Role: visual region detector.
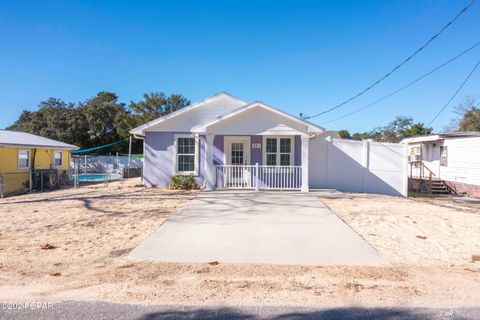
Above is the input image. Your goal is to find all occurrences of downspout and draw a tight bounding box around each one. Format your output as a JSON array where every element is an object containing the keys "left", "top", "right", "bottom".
[
  {"left": 30, "top": 148, "right": 37, "bottom": 191},
  {"left": 132, "top": 133, "right": 145, "bottom": 184}
]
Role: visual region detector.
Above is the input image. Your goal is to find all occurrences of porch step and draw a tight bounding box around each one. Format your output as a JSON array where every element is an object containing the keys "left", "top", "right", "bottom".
[{"left": 430, "top": 180, "right": 452, "bottom": 195}]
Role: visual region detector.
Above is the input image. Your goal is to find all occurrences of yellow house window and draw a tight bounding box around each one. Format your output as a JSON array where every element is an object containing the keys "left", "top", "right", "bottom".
[
  {"left": 18, "top": 149, "right": 30, "bottom": 169},
  {"left": 54, "top": 151, "right": 63, "bottom": 167}
]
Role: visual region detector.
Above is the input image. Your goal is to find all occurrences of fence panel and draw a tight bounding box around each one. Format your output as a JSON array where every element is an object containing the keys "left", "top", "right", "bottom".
[
  {"left": 71, "top": 155, "right": 143, "bottom": 187},
  {"left": 309, "top": 137, "right": 407, "bottom": 196},
  {"left": 0, "top": 172, "right": 30, "bottom": 197}
]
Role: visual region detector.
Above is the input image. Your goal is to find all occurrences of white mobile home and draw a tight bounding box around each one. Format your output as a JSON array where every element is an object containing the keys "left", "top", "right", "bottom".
[{"left": 403, "top": 132, "right": 480, "bottom": 197}]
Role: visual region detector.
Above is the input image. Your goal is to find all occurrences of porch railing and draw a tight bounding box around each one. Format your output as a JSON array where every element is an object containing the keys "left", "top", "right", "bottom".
[
  {"left": 214, "top": 164, "right": 302, "bottom": 190},
  {"left": 409, "top": 161, "right": 437, "bottom": 180}
]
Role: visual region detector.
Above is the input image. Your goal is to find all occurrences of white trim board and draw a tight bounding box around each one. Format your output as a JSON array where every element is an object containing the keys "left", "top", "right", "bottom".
[
  {"left": 130, "top": 92, "right": 247, "bottom": 136},
  {"left": 192, "top": 101, "right": 324, "bottom": 134},
  {"left": 224, "top": 136, "right": 251, "bottom": 166},
  {"left": 173, "top": 133, "right": 200, "bottom": 176}
]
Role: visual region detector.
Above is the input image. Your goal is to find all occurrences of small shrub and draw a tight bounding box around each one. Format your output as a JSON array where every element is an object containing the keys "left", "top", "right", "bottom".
[
  {"left": 182, "top": 174, "right": 198, "bottom": 190},
  {"left": 171, "top": 175, "right": 183, "bottom": 190}
]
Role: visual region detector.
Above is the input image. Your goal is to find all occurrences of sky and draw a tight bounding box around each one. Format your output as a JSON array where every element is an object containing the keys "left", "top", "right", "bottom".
[{"left": 0, "top": 0, "right": 479, "bottom": 133}]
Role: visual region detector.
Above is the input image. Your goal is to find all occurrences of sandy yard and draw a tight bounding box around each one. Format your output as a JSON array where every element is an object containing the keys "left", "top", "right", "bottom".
[
  {"left": 320, "top": 193, "right": 480, "bottom": 266},
  {"left": 0, "top": 179, "right": 479, "bottom": 307}
]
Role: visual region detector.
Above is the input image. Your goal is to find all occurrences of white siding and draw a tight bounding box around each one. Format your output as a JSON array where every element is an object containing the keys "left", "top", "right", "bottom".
[
  {"left": 309, "top": 137, "right": 407, "bottom": 196},
  {"left": 439, "top": 137, "right": 480, "bottom": 186},
  {"left": 146, "top": 94, "right": 246, "bottom": 132},
  {"left": 205, "top": 106, "right": 309, "bottom": 135}
]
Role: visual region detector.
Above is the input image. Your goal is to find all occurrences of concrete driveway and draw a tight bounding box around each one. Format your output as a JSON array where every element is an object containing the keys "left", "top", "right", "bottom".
[{"left": 129, "top": 191, "right": 383, "bottom": 265}]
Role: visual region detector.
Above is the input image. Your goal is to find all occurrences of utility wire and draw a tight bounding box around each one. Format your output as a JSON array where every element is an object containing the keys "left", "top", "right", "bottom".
[
  {"left": 304, "top": 0, "right": 476, "bottom": 120},
  {"left": 426, "top": 57, "right": 480, "bottom": 127},
  {"left": 320, "top": 41, "right": 480, "bottom": 125}
]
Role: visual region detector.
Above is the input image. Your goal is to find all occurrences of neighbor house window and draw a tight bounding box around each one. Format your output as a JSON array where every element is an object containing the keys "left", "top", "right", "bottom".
[
  {"left": 54, "top": 150, "right": 63, "bottom": 167},
  {"left": 18, "top": 149, "right": 30, "bottom": 169},
  {"left": 440, "top": 146, "right": 448, "bottom": 166},
  {"left": 264, "top": 137, "right": 294, "bottom": 166},
  {"left": 175, "top": 135, "right": 198, "bottom": 174}
]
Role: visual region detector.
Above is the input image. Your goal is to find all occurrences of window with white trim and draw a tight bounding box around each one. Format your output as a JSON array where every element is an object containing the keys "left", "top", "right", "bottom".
[
  {"left": 18, "top": 149, "right": 30, "bottom": 169},
  {"left": 265, "top": 138, "right": 277, "bottom": 165},
  {"left": 280, "top": 138, "right": 291, "bottom": 165},
  {"left": 54, "top": 150, "right": 63, "bottom": 167},
  {"left": 440, "top": 146, "right": 448, "bottom": 166},
  {"left": 175, "top": 135, "right": 197, "bottom": 174},
  {"left": 264, "top": 137, "right": 293, "bottom": 166}
]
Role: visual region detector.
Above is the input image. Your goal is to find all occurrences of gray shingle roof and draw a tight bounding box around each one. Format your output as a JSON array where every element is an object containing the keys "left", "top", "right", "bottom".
[{"left": 0, "top": 130, "right": 78, "bottom": 150}]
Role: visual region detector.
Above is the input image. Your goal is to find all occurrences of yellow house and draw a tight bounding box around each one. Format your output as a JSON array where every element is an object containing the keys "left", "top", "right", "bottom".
[{"left": 0, "top": 130, "right": 78, "bottom": 196}]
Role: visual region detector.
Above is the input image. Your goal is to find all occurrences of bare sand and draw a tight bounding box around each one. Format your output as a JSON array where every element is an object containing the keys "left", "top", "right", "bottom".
[
  {"left": 320, "top": 193, "right": 480, "bottom": 266},
  {"left": 0, "top": 180, "right": 479, "bottom": 307}
]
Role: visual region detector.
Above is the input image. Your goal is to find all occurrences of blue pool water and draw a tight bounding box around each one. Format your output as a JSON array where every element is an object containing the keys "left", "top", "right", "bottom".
[{"left": 73, "top": 173, "right": 122, "bottom": 182}]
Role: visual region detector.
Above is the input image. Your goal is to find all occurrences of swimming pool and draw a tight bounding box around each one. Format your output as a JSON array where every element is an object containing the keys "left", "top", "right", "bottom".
[{"left": 73, "top": 173, "right": 123, "bottom": 182}]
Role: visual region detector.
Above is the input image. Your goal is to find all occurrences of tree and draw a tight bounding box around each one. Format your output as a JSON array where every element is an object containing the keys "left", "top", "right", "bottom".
[
  {"left": 458, "top": 107, "right": 480, "bottom": 131},
  {"left": 80, "top": 92, "right": 126, "bottom": 148},
  {"left": 7, "top": 90, "right": 190, "bottom": 154},
  {"left": 343, "top": 116, "right": 432, "bottom": 143},
  {"left": 338, "top": 130, "right": 351, "bottom": 139},
  {"left": 403, "top": 122, "right": 433, "bottom": 138},
  {"left": 448, "top": 96, "right": 480, "bottom": 132},
  {"left": 8, "top": 98, "right": 88, "bottom": 147},
  {"left": 116, "top": 92, "right": 190, "bottom": 138}
]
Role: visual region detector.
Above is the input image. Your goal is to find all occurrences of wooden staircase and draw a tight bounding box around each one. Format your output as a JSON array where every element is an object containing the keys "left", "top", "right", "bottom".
[
  {"left": 429, "top": 179, "right": 451, "bottom": 195},
  {"left": 409, "top": 161, "right": 455, "bottom": 196}
]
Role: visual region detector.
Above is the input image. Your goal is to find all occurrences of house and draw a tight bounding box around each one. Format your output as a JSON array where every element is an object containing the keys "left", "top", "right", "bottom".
[
  {"left": 0, "top": 130, "right": 78, "bottom": 195},
  {"left": 131, "top": 92, "right": 408, "bottom": 196},
  {"left": 403, "top": 132, "right": 480, "bottom": 197}
]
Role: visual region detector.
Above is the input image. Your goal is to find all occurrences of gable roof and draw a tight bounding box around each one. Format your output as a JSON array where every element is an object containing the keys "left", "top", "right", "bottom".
[
  {"left": 130, "top": 92, "right": 248, "bottom": 136},
  {"left": 191, "top": 101, "right": 324, "bottom": 134},
  {"left": 0, "top": 130, "right": 78, "bottom": 150}
]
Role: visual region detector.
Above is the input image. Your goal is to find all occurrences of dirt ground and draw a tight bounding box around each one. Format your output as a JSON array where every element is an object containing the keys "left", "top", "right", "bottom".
[
  {"left": 320, "top": 193, "right": 480, "bottom": 266},
  {"left": 0, "top": 179, "right": 479, "bottom": 307}
]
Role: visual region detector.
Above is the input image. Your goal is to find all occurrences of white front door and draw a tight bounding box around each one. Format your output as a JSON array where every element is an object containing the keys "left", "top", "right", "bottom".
[{"left": 224, "top": 137, "right": 251, "bottom": 187}]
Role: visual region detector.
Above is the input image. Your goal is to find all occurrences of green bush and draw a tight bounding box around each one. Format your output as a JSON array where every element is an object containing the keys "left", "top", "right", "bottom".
[
  {"left": 182, "top": 174, "right": 198, "bottom": 190},
  {"left": 171, "top": 175, "right": 183, "bottom": 190},
  {"left": 170, "top": 174, "right": 198, "bottom": 190}
]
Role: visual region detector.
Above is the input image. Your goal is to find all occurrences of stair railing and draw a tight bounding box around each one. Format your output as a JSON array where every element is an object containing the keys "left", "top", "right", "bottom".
[{"left": 409, "top": 161, "right": 437, "bottom": 193}]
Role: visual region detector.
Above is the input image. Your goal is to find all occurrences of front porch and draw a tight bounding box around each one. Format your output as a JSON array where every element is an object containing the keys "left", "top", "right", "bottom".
[
  {"left": 201, "top": 133, "right": 310, "bottom": 192},
  {"left": 214, "top": 164, "right": 303, "bottom": 190},
  {"left": 189, "top": 101, "right": 322, "bottom": 192}
]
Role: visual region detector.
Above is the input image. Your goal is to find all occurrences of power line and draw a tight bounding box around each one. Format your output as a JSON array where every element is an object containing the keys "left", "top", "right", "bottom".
[
  {"left": 319, "top": 41, "right": 480, "bottom": 125},
  {"left": 304, "top": 0, "right": 476, "bottom": 120},
  {"left": 426, "top": 57, "right": 480, "bottom": 127}
]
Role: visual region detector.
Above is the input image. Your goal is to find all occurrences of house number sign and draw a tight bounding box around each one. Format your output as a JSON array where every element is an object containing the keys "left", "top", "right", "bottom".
[{"left": 252, "top": 143, "right": 261, "bottom": 149}]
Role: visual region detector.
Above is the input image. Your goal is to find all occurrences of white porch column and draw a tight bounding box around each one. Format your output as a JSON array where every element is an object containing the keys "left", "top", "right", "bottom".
[
  {"left": 205, "top": 133, "right": 215, "bottom": 191},
  {"left": 301, "top": 135, "right": 309, "bottom": 192}
]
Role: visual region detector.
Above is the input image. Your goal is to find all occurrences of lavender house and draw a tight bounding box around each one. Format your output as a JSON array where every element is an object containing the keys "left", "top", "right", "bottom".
[
  {"left": 131, "top": 92, "right": 408, "bottom": 196},
  {"left": 131, "top": 92, "right": 325, "bottom": 192}
]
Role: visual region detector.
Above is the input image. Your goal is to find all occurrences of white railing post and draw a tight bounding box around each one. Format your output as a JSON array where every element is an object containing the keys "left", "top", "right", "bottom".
[
  {"left": 301, "top": 136, "right": 309, "bottom": 192},
  {"left": 255, "top": 163, "right": 259, "bottom": 191},
  {"left": 205, "top": 134, "right": 215, "bottom": 191}
]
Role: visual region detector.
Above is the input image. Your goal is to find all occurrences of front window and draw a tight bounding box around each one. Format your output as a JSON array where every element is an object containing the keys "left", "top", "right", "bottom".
[
  {"left": 264, "top": 137, "right": 293, "bottom": 166},
  {"left": 18, "top": 149, "right": 30, "bottom": 169},
  {"left": 54, "top": 151, "right": 63, "bottom": 167},
  {"left": 280, "top": 138, "right": 291, "bottom": 165},
  {"left": 176, "top": 136, "right": 197, "bottom": 174},
  {"left": 265, "top": 138, "right": 277, "bottom": 165},
  {"left": 440, "top": 146, "right": 447, "bottom": 166}
]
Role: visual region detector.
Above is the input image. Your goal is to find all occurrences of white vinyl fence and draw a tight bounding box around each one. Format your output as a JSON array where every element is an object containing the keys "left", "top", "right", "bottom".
[{"left": 309, "top": 137, "right": 408, "bottom": 196}]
